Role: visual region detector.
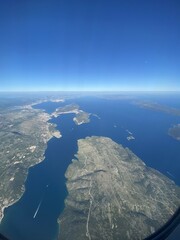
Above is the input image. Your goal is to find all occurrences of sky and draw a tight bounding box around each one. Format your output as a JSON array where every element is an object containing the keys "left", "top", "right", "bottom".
[{"left": 0, "top": 0, "right": 180, "bottom": 91}]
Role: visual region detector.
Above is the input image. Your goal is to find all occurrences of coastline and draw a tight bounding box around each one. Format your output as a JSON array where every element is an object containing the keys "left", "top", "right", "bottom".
[{"left": 0, "top": 104, "right": 61, "bottom": 223}]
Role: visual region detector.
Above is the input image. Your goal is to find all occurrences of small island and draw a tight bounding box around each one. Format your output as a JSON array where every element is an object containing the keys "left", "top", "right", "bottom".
[
  {"left": 168, "top": 124, "right": 180, "bottom": 140},
  {"left": 73, "top": 111, "right": 90, "bottom": 125},
  {"left": 126, "top": 129, "right": 135, "bottom": 141},
  {"left": 127, "top": 135, "right": 135, "bottom": 141},
  {"left": 52, "top": 104, "right": 91, "bottom": 125}
]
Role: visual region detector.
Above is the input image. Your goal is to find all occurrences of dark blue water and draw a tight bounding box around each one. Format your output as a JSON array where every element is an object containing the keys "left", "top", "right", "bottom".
[{"left": 0, "top": 96, "right": 180, "bottom": 240}]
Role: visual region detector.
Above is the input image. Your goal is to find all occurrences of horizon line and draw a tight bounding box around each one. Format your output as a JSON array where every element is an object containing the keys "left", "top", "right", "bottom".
[{"left": 0, "top": 90, "right": 180, "bottom": 93}]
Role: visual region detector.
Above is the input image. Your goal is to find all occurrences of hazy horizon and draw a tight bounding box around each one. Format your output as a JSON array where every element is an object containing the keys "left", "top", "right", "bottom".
[{"left": 0, "top": 89, "right": 180, "bottom": 92}]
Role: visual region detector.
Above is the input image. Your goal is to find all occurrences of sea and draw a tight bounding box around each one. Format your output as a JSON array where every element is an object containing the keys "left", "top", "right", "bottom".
[{"left": 0, "top": 94, "right": 180, "bottom": 240}]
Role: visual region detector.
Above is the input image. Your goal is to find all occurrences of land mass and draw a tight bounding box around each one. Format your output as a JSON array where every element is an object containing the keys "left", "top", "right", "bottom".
[
  {"left": 168, "top": 124, "right": 180, "bottom": 140},
  {"left": 52, "top": 104, "right": 90, "bottom": 125},
  {"left": 0, "top": 105, "right": 61, "bottom": 221},
  {"left": 59, "top": 136, "right": 180, "bottom": 240},
  {"left": 134, "top": 101, "right": 180, "bottom": 116}
]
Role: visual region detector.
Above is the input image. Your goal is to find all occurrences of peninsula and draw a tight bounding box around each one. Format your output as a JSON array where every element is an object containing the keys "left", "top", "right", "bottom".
[
  {"left": 52, "top": 104, "right": 90, "bottom": 125},
  {"left": 59, "top": 136, "right": 180, "bottom": 240}
]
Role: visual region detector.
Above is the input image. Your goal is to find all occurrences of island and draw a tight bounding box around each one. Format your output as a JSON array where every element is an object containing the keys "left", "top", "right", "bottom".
[
  {"left": 0, "top": 105, "right": 61, "bottom": 221},
  {"left": 127, "top": 135, "right": 135, "bottom": 141},
  {"left": 52, "top": 104, "right": 91, "bottom": 125},
  {"left": 168, "top": 124, "right": 180, "bottom": 140},
  {"left": 58, "top": 136, "right": 180, "bottom": 240},
  {"left": 126, "top": 129, "right": 135, "bottom": 141},
  {"left": 133, "top": 101, "right": 180, "bottom": 116}
]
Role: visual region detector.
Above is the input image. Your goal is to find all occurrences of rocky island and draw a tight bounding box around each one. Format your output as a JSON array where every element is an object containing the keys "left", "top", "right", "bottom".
[
  {"left": 52, "top": 103, "right": 90, "bottom": 125},
  {"left": 59, "top": 136, "right": 180, "bottom": 240},
  {"left": 0, "top": 105, "right": 61, "bottom": 221},
  {"left": 168, "top": 124, "right": 180, "bottom": 140}
]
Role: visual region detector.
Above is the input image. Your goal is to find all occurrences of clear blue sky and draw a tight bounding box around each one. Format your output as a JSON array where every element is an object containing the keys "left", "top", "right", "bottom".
[{"left": 0, "top": 0, "right": 180, "bottom": 91}]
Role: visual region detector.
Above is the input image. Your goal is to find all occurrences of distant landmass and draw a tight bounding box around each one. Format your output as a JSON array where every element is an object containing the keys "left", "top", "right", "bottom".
[
  {"left": 134, "top": 101, "right": 180, "bottom": 116},
  {"left": 168, "top": 124, "right": 180, "bottom": 140},
  {"left": 58, "top": 136, "right": 180, "bottom": 240}
]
